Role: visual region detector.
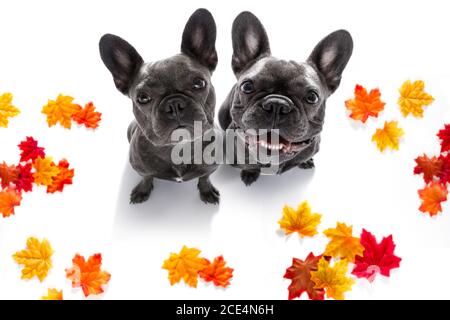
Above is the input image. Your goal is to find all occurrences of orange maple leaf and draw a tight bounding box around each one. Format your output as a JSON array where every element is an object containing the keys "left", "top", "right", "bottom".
[
  {"left": 345, "top": 85, "right": 385, "bottom": 123},
  {"left": 198, "top": 256, "right": 234, "bottom": 288},
  {"left": 323, "top": 222, "right": 364, "bottom": 262},
  {"left": 33, "top": 156, "right": 60, "bottom": 186},
  {"left": 66, "top": 253, "right": 111, "bottom": 297},
  {"left": 0, "top": 188, "right": 22, "bottom": 218},
  {"left": 418, "top": 182, "right": 448, "bottom": 216},
  {"left": 47, "top": 159, "right": 74, "bottom": 193},
  {"left": 41, "top": 94, "right": 81, "bottom": 129},
  {"left": 162, "top": 246, "right": 208, "bottom": 288},
  {"left": 72, "top": 102, "right": 102, "bottom": 129},
  {"left": 0, "top": 162, "right": 19, "bottom": 189}
]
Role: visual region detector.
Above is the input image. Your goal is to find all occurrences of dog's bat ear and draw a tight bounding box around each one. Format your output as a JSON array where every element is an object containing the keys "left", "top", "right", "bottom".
[
  {"left": 231, "top": 11, "right": 271, "bottom": 75},
  {"left": 99, "top": 34, "right": 144, "bottom": 95},
  {"left": 308, "top": 30, "right": 353, "bottom": 94},
  {"left": 181, "top": 8, "right": 218, "bottom": 72}
]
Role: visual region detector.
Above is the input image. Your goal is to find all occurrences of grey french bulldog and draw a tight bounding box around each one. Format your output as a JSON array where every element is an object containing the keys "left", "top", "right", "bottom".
[
  {"left": 219, "top": 11, "right": 353, "bottom": 185},
  {"left": 99, "top": 8, "right": 220, "bottom": 204}
]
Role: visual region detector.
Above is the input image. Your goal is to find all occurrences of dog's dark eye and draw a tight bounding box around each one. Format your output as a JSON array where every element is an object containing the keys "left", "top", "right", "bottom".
[
  {"left": 240, "top": 81, "right": 255, "bottom": 94},
  {"left": 137, "top": 93, "right": 151, "bottom": 105},
  {"left": 305, "top": 91, "right": 319, "bottom": 104},
  {"left": 193, "top": 78, "right": 206, "bottom": 90}
]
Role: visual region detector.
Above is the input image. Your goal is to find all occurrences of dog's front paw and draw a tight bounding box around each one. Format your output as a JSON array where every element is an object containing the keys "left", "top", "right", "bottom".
[
  {"left": 240, "top": 170, "right": 260, "bottom": 186},
  {"left": 298, "top": 158, "right": 315, "bottom": 169},
  {"left": 199, "top": 185, "right": 220, "bottom": 205},
  {"left": 130, "top": 178, "right": 154, "bottom": 204}
]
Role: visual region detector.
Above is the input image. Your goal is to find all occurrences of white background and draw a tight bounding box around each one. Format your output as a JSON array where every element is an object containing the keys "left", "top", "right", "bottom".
[{"left": 1, "top": 0, "right": 450, "bottom": 300}]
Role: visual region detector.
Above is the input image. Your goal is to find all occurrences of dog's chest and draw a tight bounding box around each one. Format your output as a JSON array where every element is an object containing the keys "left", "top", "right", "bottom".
[{"left": 129, "top": 135, "right": 216, "bottom": 182}]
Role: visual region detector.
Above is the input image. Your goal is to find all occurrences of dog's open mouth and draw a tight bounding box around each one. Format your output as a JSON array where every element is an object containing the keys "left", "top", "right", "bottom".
[{"left": 245, "top": 133, "right": 313, "bottom": 154}]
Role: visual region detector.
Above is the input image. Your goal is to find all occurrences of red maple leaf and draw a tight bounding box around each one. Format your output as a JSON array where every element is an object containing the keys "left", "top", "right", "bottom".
[
  {"left": 0, "top": 162, "right": 19, "bottom": 189},
  {"left": 47, "top": 159, "right": 74, "bottom": 193},
  {"left": 437, "top": 124, "right": 450, "bottom": 153},
  {"left": 15, "top": 163, "right": 34, "bottom": 192},
  {"left": 413, "top": 154, "right": 443, "bottom": 183},
  {"left": 352, "top": 229, "right": 401, "bottom": 281},
  {"left": 18, "top": 137, "right": 45, "bottom": 163},
  {"left": 284, "top": 252, "right": 325, "bottom": 300},
  {"left": 438, "top": 154, "right": 450, "bottom": 184}
]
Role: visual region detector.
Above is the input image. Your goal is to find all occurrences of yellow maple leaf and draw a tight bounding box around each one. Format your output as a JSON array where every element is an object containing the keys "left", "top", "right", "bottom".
[
  {"left": 41, "top": 94, "right": 81, "bottom": 129},
  {"left": 278, "top": 201, "right": 322, "bottom": 237},
  {"left": 162, "top": 246, "right": 208, "bottom": 288},
  {"left": 33, "top": 156, "right": 60, "bottom": 186},
  {"left": 41, "top": 288, "right": 63, "bottom": 300},
  {"left": 0, "top": 93, "right": 20, "bottom": 128},
  {"left": 12, "top": 237, "right": 54, "bottom": 282},
  {"left": 323, "top": 222, "right": 364, "bottom": 262},
  {"left": 398, "top": 80, "right": 434, "bottom": 117},
  {"left": 372, "top": 121, "right": 404, "bottom": 152},
  {"left": 310, "top": 258, "right": 355, "bottom": 300}
]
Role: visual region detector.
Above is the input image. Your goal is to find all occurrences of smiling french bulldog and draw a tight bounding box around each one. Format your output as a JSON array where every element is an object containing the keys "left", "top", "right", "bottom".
[
  {"left": 219, "top": 12, "right": 353, "bottom": 185},
  {"left": 99, "top": 9, "right": 220, "bottom": 204}
]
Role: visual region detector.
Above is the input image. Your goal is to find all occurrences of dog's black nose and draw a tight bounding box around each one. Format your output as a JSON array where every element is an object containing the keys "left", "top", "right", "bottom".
[
  {"left": 261, "top": 96, "right": 292, "bottom": 114},
  {"left": 165, "top": 97, "right": 186, "bottom": 119}
]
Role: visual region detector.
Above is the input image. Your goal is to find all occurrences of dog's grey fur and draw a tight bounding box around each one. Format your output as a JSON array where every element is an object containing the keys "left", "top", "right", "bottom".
[
  {"left": 99, "top": 9, "right": 220, "bottom": 204},
  {"left": 219, "top": 11, "right": 353, "bottom": 185}
]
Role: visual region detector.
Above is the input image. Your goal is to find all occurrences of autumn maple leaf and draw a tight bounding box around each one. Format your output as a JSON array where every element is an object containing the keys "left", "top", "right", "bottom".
[
  {"left": 372, "top": 121, "right": 404, "bottom": 152},
  {"left": 13, "top": 237, "right": 54, "bottom": 281},
  {"left": 162, "top": 246, "right": 208, "bottom": 288},
  {"left": 413, "top": 154, "right": 443, "bottom": 184},
  {"left": 284, "top": 252, "right": 325, "bottom": 300},
  {"left": 418, "top": 182, "right": 448, "bottom": 216},
  {"left": 310, "top": 258, "right": 355, "bottom": 300},
  {"left": 41, "top": 94, "right": 82, "bottom": 129},
  {"left": 0, "top": 162, "right": 19, "bottom": 189},
  {"left": 198, "top": 256, "right": 234, "bottom": 288},
  {"left": 438, "top": 154, "right": 450, "bottom": 184},
  {"left": 323, "top": 222, "right": 364, "bottom": 262},
  {"left": 398, "top": 80, "right": 434, "bottom": 118},
  {"left": 0, "top": 188, "right": 22, "bottom": 218},
  {"left": 66, "top": 253, "right": 111, "bottom": 297},
  {"left": 47, "top": 159, "right": 74, "bottom": 193},
  {"left": 72, "top": 102, "right": 102, "bottom": 129},
  {"left": 41, "top": 289, "right": 63, "bottom": 300},
  {"left": 352, "top": 229, "right": 401, "bottom": 282},
  {"left": 437, "top": 124, "right": 450, "bottom": 153},
  {"left": 18, "top": 136, "right": 45, "bottom": 163},
  {"left": 278, "top": 201, "right": 322, "bottom": 238},
  {"left": 0, "top": 92, "right": 20, "bottom": 128},
  {"left": 345, "top": 85, "right": 385, "bottom": 123},
  {"left": 33, "top": 156, "right": 60, "bottom": 186},
  {"left": 15, "top": 163, "right": 34, "bottom": 192}
]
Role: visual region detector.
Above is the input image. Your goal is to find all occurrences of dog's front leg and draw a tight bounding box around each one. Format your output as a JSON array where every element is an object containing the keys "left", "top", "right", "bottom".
[
  {"left": 240, "top": 169, "right": 261, "bottom": 186},
  {"left": 130, "top": 176, "right": 154, "bottom": 204},
  {"left": 197, "top": 174, "right": 220, "bottom": 205},
  {"left": 298, "top": 158, "right": 315, "bottom": 169}
]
